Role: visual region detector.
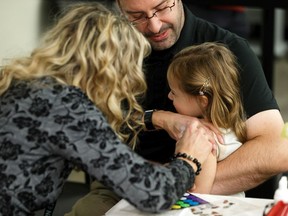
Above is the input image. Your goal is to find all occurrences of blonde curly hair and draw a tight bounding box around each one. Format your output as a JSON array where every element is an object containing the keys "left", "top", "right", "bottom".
[{"left": 0, "top": 2, "right": 151, "bottom": 148}]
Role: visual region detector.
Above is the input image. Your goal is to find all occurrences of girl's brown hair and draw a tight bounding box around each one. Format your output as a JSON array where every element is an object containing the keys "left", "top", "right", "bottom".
[{"left": 167, "top": 42, "right": 247, "bottom": 142}]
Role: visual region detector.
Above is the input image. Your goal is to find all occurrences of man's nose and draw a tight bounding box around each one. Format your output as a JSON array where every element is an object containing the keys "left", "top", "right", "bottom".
[{"left": 147, "top": 16, "right": 162, "bottom": 34}]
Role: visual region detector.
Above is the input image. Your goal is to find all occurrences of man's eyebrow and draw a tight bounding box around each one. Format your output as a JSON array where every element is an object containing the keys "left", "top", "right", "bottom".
[{"left": 125, "top": 10, "right": 145, "bottom": 15}]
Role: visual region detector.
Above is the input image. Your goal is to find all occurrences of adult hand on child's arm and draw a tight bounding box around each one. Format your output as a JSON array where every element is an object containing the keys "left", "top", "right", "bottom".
[
  {"left": 174, "top": 121, "right": 215, "bottom": 168},
  {"left": 152, "top": 110, "right": 223, "bottom": 145}
]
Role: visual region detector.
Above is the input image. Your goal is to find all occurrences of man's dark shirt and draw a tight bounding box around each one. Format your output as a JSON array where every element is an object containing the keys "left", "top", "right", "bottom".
[{"left": 135, "top": 6, "right": 279, "bottom": 164}]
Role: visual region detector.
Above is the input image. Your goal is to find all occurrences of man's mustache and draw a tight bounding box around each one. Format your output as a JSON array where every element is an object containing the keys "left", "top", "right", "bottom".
[{"left": 144, "top": 24, "right": 172, "bottom": 38}]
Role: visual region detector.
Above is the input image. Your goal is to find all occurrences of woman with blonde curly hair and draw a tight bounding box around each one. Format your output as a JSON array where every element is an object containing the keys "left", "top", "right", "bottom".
[{"left": 0, "top": 2, "right": 213, "bottom": 215}]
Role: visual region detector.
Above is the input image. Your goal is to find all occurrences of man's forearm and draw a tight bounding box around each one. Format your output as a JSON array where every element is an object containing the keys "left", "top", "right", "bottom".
[
  {"left": 211, "top": 139, "right": 275, "bottom": 195},
  {"left": 211, "top": 110, "right": 288, "bottom": 195}
]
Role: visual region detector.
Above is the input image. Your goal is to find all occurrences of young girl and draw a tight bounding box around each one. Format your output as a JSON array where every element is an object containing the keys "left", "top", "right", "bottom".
[{"left": 167, "top": 42, "right": 247, "bottom": 195}]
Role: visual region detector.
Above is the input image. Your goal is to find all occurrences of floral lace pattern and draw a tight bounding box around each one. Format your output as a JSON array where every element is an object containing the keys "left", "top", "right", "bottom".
[{"left": 0, "top": 77, "right": 194, "bottom": 215}]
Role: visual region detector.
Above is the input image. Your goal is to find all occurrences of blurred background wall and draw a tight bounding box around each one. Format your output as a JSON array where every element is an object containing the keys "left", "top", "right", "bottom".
[
  {"left": 0, "top": 0, "right": 42, "bottom": 65},
  {"left": 0, "top": 0, "right": 116, "bottom": 66}
]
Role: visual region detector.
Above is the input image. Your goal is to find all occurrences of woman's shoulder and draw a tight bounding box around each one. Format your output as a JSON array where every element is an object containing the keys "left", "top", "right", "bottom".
[{"left": 28, "top": 77, "right": 91, "bottom": 104}]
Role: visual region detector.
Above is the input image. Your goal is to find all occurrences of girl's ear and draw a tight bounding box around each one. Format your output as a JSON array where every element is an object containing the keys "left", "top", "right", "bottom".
[{"left": 198, "top": 95, "right": 209, "bottom": 109}]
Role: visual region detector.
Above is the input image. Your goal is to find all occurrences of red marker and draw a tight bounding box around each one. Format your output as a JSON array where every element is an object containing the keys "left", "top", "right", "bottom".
[{"left": 266, "top": 201, "right": 287, "bottom": 216}]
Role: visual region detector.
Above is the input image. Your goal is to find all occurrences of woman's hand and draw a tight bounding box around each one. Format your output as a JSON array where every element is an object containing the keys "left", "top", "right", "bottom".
[
  {"left": 175, "top": 121, "right": 214, "bottom": 165},
  {"left": 153, "top": 110, "right": 223, "bottom": 144}
]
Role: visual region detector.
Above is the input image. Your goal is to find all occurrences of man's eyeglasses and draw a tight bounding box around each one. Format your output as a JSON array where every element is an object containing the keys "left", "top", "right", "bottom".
[{"left": 127, "top": 0, "right": 176, "bottom": 25}]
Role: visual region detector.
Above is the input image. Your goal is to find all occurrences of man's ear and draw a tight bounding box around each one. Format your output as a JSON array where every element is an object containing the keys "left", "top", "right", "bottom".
[{"left": 198, "top": 95, "right": 209, "bottom": 109}]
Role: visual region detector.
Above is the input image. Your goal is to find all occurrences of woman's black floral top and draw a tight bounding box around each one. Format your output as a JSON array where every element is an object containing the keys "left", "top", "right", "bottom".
[{"left": 0, "top": 77, "right": 194, "bottom": 215}]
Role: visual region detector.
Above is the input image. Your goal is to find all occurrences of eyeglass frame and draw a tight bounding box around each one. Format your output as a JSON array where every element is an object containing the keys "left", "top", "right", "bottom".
[{"left": 123, "top": 0, "right": 176, "bottom": 25}]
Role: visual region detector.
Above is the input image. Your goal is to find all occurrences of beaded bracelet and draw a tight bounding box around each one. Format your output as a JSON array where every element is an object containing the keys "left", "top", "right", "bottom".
[{"left": 172, "top": 152, "right": 202, "bottom": 175}]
